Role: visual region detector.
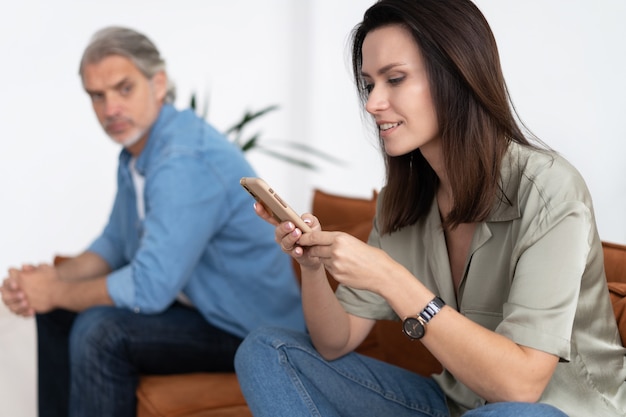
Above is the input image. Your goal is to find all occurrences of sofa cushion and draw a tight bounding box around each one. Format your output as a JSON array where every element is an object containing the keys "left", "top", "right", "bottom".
[
  {"left": 312, "top": 189, "right": 378, "bottom": 235},
  {"left": 136, "top": 373, "right": 251, "bottom": 417}
]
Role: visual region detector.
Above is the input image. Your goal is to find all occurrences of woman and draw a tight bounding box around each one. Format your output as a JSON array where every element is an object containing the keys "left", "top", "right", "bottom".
[{"left": 234, "top": 0, "right": 626, "bottom": 416}]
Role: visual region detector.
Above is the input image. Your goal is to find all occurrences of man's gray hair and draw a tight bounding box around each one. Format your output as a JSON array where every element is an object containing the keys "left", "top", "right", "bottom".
[{"left": 79, "top": 26, "right": 176, "bottom": 103}]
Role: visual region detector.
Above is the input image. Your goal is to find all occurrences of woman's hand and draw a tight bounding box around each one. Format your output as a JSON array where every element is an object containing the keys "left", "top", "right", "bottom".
[
  {"left": 254, "top": 202, "right": 322, "bottom": 270},
  {"left": 254, "top": 202, "right": 399, "bottom": 293},
  {"left": 253, "top": 201, "right": 281, "bottom": 226},
  {"left": 297, "top": 230, "right": 397, "bottom": 294}
]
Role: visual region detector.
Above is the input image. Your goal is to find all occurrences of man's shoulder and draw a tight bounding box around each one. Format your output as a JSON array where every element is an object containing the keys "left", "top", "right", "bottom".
[{"left": 149, "top": 106, "right": 236, "bottom": 156}]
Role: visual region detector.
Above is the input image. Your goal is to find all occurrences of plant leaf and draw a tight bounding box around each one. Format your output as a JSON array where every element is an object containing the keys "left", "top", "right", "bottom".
[
  {"left": 254, "top": 147, "right": 319, "bottom": 171},
  {"left": 187, "top": 95, "right": 342, "bottom": 172},
  {"left": 225, "top": 105, "right": 279, "bottom": 136},
  {"left": 240, "top": 134, "right": 260, "bottom": 152},
  {"left": 259, "top": 139, "right": 345, "bottom": 165}
]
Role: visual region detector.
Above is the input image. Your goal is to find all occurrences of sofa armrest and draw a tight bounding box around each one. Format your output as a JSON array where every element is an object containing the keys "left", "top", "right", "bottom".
[
  {"left": 602, "top": 241, "right": 626, "bottom": 284},
  {"left": 608, "top": 282, "right": 626, "bottom": 347}
]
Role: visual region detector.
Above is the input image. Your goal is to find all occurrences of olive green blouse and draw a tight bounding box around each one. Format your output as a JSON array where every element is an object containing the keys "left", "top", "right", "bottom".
[{"left": 336, "top": 142, "right": 626, "bottom": 416}]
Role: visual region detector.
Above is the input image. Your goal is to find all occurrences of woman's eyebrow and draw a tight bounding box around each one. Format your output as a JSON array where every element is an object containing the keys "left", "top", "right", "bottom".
[{"left": 361, "top": 62, "right": 406, "bottom": 78}]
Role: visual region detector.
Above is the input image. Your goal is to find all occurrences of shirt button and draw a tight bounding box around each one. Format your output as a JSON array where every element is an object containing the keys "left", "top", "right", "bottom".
[{"left": 133, "top": 307, "right": 141, "bottom": 313}]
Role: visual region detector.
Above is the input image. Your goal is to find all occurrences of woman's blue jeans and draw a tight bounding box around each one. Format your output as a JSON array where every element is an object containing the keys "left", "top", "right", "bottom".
[
  {"left": 234, "top": 327, "right": 569, "bottom": 417},
  {"left": 36, "top": 303, "right": 243, "bottom": 417}
]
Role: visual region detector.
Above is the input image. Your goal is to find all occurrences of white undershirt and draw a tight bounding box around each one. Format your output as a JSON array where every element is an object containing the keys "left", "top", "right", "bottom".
[
  {"left": 129, "top": 158, "right": 146, "bottom": 220},
  {"left": 129, "top": 158, "right": 193, "bottom": 307}
]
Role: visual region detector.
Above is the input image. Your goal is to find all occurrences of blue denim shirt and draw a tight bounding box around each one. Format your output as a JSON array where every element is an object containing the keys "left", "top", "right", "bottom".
[{"left": 88, "top": 104, "right": 305, "bottom": 338}]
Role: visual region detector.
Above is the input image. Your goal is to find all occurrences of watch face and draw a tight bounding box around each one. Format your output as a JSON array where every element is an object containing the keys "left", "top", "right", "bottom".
[{"left": 402, "top": 317, "right": 425, "bottom": 339}]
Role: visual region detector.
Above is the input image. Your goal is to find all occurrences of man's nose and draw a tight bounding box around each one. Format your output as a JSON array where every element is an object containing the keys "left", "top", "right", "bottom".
[{"left": 103, "top": 96, "right": 122, "bottom": 117}]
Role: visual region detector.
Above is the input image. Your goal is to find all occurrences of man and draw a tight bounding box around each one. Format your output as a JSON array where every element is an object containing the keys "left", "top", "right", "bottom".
[{"left": 0, "top": 26, "right": 305, "bottom": 417}]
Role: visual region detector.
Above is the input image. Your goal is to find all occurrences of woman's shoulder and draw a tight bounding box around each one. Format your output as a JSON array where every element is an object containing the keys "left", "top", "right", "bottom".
[{"left": 509, "top": 142, "right": 593, "bottom": 208}]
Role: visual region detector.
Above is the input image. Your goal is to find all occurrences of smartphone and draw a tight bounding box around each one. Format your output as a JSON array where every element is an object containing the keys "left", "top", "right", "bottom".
[{"left": 240, "top": 177, "right": 312, "bottom": 233}]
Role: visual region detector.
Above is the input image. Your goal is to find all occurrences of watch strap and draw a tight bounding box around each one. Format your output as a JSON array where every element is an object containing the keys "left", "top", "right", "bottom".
[
  {"left": 401, "top": 296, "right": 446, "bottom": 340},
  {"left": 418, "top": 296, "right": 445, "bottom": 324}
]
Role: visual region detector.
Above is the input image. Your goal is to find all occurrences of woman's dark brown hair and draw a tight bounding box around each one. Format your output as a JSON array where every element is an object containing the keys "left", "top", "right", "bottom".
[{"left": 351, "top": 0, "right": 533, "bottom": 234}]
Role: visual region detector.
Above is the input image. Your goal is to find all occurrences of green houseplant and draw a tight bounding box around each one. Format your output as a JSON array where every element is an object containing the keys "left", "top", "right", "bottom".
[{"left": 190, "top": 94, "right": 342, "bottom": 171}]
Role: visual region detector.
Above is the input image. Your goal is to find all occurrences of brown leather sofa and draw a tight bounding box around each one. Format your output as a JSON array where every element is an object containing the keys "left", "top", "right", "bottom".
[{"left": 57, "top": 189, "right": 626, "bottom": 417}]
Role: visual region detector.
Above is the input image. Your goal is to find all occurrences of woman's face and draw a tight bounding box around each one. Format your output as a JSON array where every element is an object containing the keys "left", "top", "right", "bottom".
[{"left": 361, "top": 24, "right": 440, "bottom": 158}]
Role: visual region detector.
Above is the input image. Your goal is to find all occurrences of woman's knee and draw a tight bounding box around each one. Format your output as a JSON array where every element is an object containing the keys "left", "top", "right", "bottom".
[
  {"left": 464, "top": 402, "right": 568, "bottom": 417},
  {"left": 235, "top": 327, "right": 310, "bottom": 373}
]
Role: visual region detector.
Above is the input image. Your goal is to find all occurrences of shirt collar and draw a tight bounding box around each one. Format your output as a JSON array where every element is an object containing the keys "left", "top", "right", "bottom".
[
  {"left": 485, "top": 142, "right": 526, "bottom": 223},
  {"left": 118, "top": 103, "right": 177, "bottom": 174}
]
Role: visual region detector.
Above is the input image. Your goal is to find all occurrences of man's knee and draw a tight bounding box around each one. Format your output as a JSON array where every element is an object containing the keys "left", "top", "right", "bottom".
[{"left": 69, "top": 306, "right": 128, "bottom": 362}]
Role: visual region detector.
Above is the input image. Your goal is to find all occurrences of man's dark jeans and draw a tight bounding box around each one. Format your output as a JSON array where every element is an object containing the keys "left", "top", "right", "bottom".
[{"left": 36, "top": 303, "right": 243, "bottom": 417}]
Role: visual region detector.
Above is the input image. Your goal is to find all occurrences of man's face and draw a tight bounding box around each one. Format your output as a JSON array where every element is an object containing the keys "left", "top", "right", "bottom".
[{"left": 82, "top": 55, "right": 166, "bottom": 155}]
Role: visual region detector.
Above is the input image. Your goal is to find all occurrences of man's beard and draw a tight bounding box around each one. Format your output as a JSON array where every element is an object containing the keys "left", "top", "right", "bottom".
[
  {"left": 104, "top": 118, "right": 146, "bottom": 148},
  {"left": 111, "top": 128, "right": 145, "bottom": 148}
]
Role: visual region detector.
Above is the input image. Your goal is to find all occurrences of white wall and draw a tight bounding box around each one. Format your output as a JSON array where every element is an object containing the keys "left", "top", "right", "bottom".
[
  {"left": 475, "top": 0, "right": 626, "bottom": 245},
  {"left": 1, "top": 1, "right": 624, "bottom": 416}
]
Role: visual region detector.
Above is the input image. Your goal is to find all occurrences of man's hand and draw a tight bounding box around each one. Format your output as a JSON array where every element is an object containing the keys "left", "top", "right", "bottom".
[
  {"left": 16, "top": 264, "right": 63, "bottom": 314},
  {"left": 2, "top": 254, "right": 115, "bottom": 315},
  {"left": 1, "top": 265, "right": 36, "bottom": 317}
]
